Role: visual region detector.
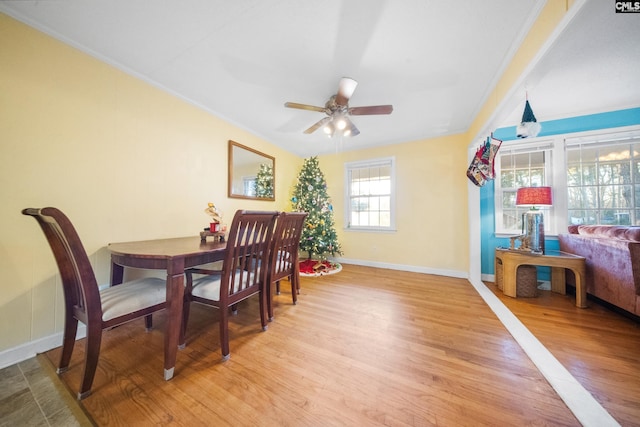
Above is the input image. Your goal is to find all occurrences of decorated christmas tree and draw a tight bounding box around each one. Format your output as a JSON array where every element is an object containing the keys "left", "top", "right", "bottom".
[
  {"left": 291, "top": 157, "right": 342, "bottom": 261},
  {"left": 255, "top": 163, "right": 274, "bottom": 198}
]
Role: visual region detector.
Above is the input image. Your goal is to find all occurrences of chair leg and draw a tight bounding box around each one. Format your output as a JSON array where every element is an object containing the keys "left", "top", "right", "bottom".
[
  {"left": 179, "top": 300, "right": 191, "bottom": 349},
  {"left": 267, "top": 281, "right": 274, "bottom": 321},
  {"left": 144, "top": 314, "right": 153, "bottom": 332},
  {"left": 57, "top": 316, "right": 79, "bottom": 374},
  {"left": 219, "top": 308, "right": 230, "bottom": 361},
  {"left": 231, "top": 303, "right": 238, "bottom": 315},
  {"left": 276, "top": 280, "right": 281, "bottom": 295},
  {"left": 294, "top": 260, "right": 301, "bottom": 295},
  {"left": 291, "top": 274, "right": 298, "bottom": 305},
  {"left": 78, "top": 323, "right": 102, "bottom": 400},
  {"left": 181, "top": 272, "right": 194, "bottom": 348},
  {"left": 259, "top": 290, "right": 268, "bottom": 331}
]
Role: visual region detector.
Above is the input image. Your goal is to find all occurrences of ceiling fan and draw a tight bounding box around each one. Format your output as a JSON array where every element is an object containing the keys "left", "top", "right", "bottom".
[{"left": 284, "top": 77, "right": 393, "bottom": 138}]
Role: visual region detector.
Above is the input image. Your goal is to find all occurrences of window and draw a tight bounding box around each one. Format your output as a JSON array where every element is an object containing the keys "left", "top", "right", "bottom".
[
  {"left": 566, "top": 133, "right": 640, "bottom": 225},
  {"left": 494, "top": 141, "right": 554, "bottom": 235},
  {"left": 494, "top": 126, "right": 640, "bottom": 234},
  {"left": 243, "top": 176, "right": 257, "bottom": 197},
  {"left": 345, "top": 157, "right": 395, "bottom": 231}
]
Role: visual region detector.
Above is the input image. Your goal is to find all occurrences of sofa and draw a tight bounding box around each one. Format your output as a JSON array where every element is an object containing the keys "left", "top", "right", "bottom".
[{"left": 558, "top": 225, "right": 640, "bottom": 317}]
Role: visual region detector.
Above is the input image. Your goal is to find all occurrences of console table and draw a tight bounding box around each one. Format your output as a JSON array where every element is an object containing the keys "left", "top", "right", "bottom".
[{"left": 494, "top": 248, "right": 587, "bottom": 308}]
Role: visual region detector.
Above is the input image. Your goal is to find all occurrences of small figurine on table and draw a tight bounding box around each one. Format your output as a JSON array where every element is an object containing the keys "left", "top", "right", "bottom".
[
  {"left": 204, "top": 202, "right": 223, "bottom": 232},
  {"left": 201, "top": 202, "right": 225, "bottom": 242}
]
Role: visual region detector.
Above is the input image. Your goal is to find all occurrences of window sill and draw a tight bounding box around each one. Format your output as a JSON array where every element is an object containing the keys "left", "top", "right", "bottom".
[
  {"left": 495, "top": 232, "right": 559, "bottom": 239},
  {"left": 344, "top": 227, "right": 397, "bottom": 233}
]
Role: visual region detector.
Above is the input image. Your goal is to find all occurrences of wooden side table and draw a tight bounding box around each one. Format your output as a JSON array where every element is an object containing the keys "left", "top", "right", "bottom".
[{"left": 494, "top": 248, "right": 587, "bottom": 308}]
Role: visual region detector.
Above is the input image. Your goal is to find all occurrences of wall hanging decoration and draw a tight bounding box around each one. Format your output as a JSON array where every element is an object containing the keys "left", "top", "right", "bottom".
[
  {"left": 516, "top": 96, "right": 542, "bottom": 138},
  {"left": 466, "top": 134, "right": 503, "bottom": 187}
]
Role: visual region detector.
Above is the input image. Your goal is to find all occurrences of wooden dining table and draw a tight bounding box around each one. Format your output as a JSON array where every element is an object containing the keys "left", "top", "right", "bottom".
[{"left": 108, "top": 236, "right": 227, "bottom": 380}]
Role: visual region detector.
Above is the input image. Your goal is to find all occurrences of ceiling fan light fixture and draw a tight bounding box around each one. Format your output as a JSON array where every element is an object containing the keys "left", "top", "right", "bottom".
[
  {"left": 323, "top": 121, "right": 334, "bottom": 135},
  {"left": 344, "top": 118, "right": 360, "bottom": 137},
  {"left": 336, "top": 77, "right": 358, "bottom": 106},
  {"left": 285, "top": 77, "right": 391, "bottom": 137}
]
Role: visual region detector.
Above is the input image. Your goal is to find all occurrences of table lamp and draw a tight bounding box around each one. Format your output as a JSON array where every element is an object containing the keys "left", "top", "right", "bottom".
[{"left": 516, "top": 186, "right": 552, "bottom": 253}]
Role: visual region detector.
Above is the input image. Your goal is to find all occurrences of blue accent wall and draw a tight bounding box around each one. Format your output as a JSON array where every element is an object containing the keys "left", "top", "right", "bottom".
[{"left": 481, "top": 107, "right": 640, "bottom": 276}]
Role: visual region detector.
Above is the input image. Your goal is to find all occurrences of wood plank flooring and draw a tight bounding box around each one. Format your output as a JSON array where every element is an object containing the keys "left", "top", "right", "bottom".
[
  {"left": 487, "top": 281, "right": 640, "bottom": 427},
  {"left": 42, "top": 264, "right": 639, "bottom": 426}
]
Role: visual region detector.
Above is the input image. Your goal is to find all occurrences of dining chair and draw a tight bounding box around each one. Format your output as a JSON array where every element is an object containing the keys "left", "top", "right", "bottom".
[
  {"left": 22, "top": 207, "right": 167, "bottom": 400},
  {"left": 266, "top": 211, "right": 308, "bottom": 320},
  {"left": 180, "top": 210, "right": 278, "bottom": 360}
]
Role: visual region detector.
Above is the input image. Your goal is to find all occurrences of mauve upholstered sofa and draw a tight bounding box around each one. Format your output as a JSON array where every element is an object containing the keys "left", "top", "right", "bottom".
[{"left": 558, "top": 225, "right": 640, "bottom": 316}]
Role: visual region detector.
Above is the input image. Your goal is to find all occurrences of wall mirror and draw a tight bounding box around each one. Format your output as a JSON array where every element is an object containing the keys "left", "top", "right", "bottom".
[{"left": 228, "top": 140, "right": 276, "bottom": 201}]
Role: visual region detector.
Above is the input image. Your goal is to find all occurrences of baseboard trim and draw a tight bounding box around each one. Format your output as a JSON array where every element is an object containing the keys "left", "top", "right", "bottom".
[
  {"left": 334, "top": 257, "right": 468, "bottom": 279},
  {"left": 0, "top": 326, "right": 86, "bottom": 370}
]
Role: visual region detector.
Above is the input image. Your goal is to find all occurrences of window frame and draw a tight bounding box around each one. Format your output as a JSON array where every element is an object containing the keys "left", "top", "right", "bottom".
[
  {"left": 494, "top": 137, "right": 557, "bottom": 236},
  {"left": 565, "top": 127, "right": 640, "bottom": 226},
  {"left": 242, "top": 175, "right": 257, "bottom": 197},
  {"left": 493, "top": 125, "right": 640, "bottom": 236},
  {"left": 344, "top": 156, "right": 396, "bottom": 232}
]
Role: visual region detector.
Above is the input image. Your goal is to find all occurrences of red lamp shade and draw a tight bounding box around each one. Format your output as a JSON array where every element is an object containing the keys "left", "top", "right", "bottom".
[{"left": 516, "top": 186, "right": 552, "bottom": 206}]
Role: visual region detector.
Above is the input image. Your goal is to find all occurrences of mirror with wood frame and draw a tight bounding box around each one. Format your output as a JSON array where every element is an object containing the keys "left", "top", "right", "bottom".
[{"left": 228, "top": 140, "right": 276, "bottom": 201}]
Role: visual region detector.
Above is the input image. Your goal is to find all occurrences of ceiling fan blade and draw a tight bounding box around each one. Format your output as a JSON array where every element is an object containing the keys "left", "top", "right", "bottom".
[
  {"left": 334, "top": 77, "right": 358, "bottom": 106},
  {"left": 304, "top": 116, "right": 332, "bottom": 134},
  {"left": 285, "top": 102, "right": 326, "bottom": 113},
  {"left": 348, "top": 105, "right": 393, "bottom": 115}
]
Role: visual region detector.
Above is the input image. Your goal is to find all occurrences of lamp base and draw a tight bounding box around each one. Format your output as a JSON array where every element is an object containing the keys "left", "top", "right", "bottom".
[{"left": 523, "top": 210, "right": 545, "bottom": 253}]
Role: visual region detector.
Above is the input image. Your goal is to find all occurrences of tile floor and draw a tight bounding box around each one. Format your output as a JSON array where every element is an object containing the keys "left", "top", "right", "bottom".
[{"left": 0, "top": 355, "right": 93, "bottom": 426}]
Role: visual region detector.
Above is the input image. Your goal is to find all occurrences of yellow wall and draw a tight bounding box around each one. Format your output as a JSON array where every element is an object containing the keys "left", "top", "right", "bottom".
[
  {"left": 319, "top": 133, "right": 469, "bottom": 274},
  {"left": 0, "top": 14, "right": 300, "bottom": 352}
]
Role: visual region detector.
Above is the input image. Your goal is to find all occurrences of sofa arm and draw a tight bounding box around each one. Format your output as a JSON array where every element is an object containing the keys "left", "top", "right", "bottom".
[{"left": 630, "top": 242, "right": 640, "bottom": 296}]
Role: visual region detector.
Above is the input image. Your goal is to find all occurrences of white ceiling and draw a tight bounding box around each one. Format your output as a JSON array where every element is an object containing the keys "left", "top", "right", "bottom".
[{"left": 2, "top": 0, "right": 639, "bottom": 157}]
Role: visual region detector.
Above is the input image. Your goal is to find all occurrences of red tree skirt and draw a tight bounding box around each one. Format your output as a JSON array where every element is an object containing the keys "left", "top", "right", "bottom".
[{"left": 299, "top": 259, "right": 342, "bottom": 276}]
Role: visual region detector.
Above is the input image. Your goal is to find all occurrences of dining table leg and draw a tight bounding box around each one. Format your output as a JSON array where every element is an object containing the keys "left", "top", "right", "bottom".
[
  {"left": 110, "top": 262, "right": 124, "bottom": 285},
  {"left": 164, "top": 258, "right": 185, "bottom": 380}
]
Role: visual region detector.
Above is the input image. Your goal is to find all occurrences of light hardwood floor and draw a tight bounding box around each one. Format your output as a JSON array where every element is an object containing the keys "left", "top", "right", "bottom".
[{"left": 42, "top": 264, "right": 640, "bottom": 426}]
